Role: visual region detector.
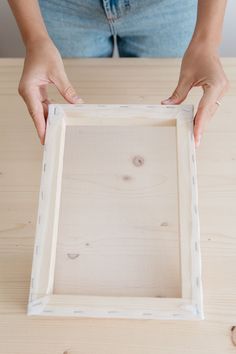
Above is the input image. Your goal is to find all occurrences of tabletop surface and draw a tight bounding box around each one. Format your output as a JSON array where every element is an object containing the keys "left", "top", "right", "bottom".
[{"left": 0, "top": 58, "right": 236, "bottom": 354}]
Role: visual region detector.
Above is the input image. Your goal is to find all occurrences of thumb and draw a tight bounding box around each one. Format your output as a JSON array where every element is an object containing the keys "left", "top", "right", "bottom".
[
  {"left": 162, "top": 78, "right": 192, "bottom": 105},
  {"left": 53, "top": 73, "right": 84, "bottom": 104}
]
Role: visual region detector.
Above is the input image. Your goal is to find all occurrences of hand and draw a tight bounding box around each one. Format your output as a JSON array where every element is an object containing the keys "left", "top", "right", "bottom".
[
  {"left": 162, "top": 41, "right": 229, "bottom": 147},
  {"left": 18, "top": 38, "right": 83, "bottom": 144}
]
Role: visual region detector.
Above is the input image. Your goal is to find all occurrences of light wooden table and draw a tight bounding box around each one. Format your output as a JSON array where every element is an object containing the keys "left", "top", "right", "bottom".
[{"left": 0, "top": 58, "right": 236, "bottom": 354}]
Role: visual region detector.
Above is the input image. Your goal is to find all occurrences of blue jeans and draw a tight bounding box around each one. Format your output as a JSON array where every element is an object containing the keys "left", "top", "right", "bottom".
[{"left": 39, "top": 0, "right": 197, "bottom": 58}]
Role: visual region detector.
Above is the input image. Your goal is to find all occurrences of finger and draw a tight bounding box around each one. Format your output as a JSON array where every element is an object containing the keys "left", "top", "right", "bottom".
[
  {"left": 194, "top": 84, "right": 224, "bottom": 147},
  {"left": 162, "top": 77, "right": 192, "bottom": 105},
  {"left": 52, "top": 72, "right": 84, "bottom": 104},
  {"left": 39, "top": 86, "right": 51, "bottom": 121},
  {"left": 194, "top": 106, "right": 208, "bottom": 148},
  {"left": 42, "top": 99, "right": 51, "bottom": 122},
  {"left": 19, "top": 87, "right": 47, "bottom": 144}
]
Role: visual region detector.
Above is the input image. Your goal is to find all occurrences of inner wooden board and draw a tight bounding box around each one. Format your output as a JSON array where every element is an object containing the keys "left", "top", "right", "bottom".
[{"left": 53, "top": 123, "right": 181, "bottom": 298}]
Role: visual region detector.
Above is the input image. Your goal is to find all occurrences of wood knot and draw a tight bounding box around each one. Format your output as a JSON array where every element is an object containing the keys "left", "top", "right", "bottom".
[
  {"left": 67, "top": 253, "right": 79, "bottom": 260},
  {"left": 231, "top": 326, "right": 236, "bottom": 346},
  {"left": 160, "top": 222, "right": 168, "bottom": 227},
  {"left": 132, "top": 155, "right": 144, "bottom": 167},
  {"left": 123, "top": 175, "right": 132, "bottom": 181}
]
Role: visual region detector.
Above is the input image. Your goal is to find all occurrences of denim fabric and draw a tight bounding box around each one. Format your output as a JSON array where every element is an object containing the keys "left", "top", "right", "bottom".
[{"left": 39, "top": 0, "right": 197, "bottom": 58}]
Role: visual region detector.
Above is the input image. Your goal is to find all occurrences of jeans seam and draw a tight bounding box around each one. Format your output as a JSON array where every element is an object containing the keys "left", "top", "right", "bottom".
[
  {"left": 103, "top": 0, "right": 119, "bottom": 35},
  {"left": 109, "top": 18, "right": 117, "bottom": 36}
]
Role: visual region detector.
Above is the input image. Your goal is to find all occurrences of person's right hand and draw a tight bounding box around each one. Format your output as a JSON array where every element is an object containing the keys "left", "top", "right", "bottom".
[{"left": 18, "top": 38, "right": 83, "bottom": 144}]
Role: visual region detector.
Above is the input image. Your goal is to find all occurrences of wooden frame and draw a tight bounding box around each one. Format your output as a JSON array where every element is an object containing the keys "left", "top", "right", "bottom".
[{"left": 27, "top": 104, "right": 203, "bottom": 320}]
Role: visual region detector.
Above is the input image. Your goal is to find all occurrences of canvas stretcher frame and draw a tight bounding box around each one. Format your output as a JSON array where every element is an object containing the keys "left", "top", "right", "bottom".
[{"left": 27, "top": 104, "right": 203, "bottom": 320}]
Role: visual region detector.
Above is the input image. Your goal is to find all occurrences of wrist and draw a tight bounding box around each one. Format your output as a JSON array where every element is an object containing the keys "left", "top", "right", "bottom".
[
  {"left": 25, "top": 35, "right": 54, "bottom": 51},
  {"left": 190, "top": 28, "right": 222, "bottom": 50},
  {"left": 187, "top": 33, "right": 220, "bottom": 54},
  {"left": 24, "top": 32, "right": 52, "bottom": 50}
]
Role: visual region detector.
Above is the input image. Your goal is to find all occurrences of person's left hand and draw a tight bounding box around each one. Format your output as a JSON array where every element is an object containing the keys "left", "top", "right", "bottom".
[{"left": 162, "top": 41, "right": 229, "bottom": 147}]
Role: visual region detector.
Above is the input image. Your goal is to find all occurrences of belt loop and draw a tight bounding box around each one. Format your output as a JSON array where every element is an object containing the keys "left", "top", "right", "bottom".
[{"left": 124, "top": 0, "right": 130, "bottom": 10}]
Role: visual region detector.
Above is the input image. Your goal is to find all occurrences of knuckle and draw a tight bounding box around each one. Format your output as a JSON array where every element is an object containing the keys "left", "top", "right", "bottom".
[
  {"left": 28, "top": 106, "right": 42, "bottom": 121},
  {"left": 28, "top": 108, "right": 38, "bottom": 120},
  {"left": 18, "top": 83, "right": 26, "bottom": 97},
  {"left": 214, "top": 77, "right": 229, "bottom": 92},
  {"left": 172, "top": 81, "right": 190, "bottom": 100},
  {"left": 213, "top": 81, "right": 223, "bottom": 92},
  {"left": 222, "top": 78, "right": 230, "bottom": 91},
  {"left": 172, "top": 89, "right": 181, "bottom": 100},
  {"left": 63, "top": 85, "right": 75, "bottom": 97}
]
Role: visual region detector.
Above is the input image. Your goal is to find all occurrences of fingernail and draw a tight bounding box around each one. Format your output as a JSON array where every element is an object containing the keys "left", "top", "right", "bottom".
[
  {"left": 162, "top": 98, "right": 174, "bottom": 105},
  {"left": 196, "top": 135, "right": 202, "bottom": 148},
  {"left": 72, "top": 95, "right": 84, "bottom": 103}
]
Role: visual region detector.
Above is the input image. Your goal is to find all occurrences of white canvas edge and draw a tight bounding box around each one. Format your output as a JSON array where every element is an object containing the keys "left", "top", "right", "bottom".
[{"left": 27, "top": 103, "right": 203, "bottom": 320}]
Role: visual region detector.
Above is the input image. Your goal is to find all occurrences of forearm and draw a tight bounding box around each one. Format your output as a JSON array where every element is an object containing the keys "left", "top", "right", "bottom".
[
  {"left": 8, "top": 0, "right": 50, "bottom": 47},
  {"left": 191, "top": 0, "right": 227, "bottom": 48}
]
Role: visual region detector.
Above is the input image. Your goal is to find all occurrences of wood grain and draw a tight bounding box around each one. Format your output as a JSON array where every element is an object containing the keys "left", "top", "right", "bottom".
[
  {"left": 0, "top": 58, "right": 236, "bottom": 353},
  {"left": 54, "top": 125, "right": 180, "bottom": 298}
]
